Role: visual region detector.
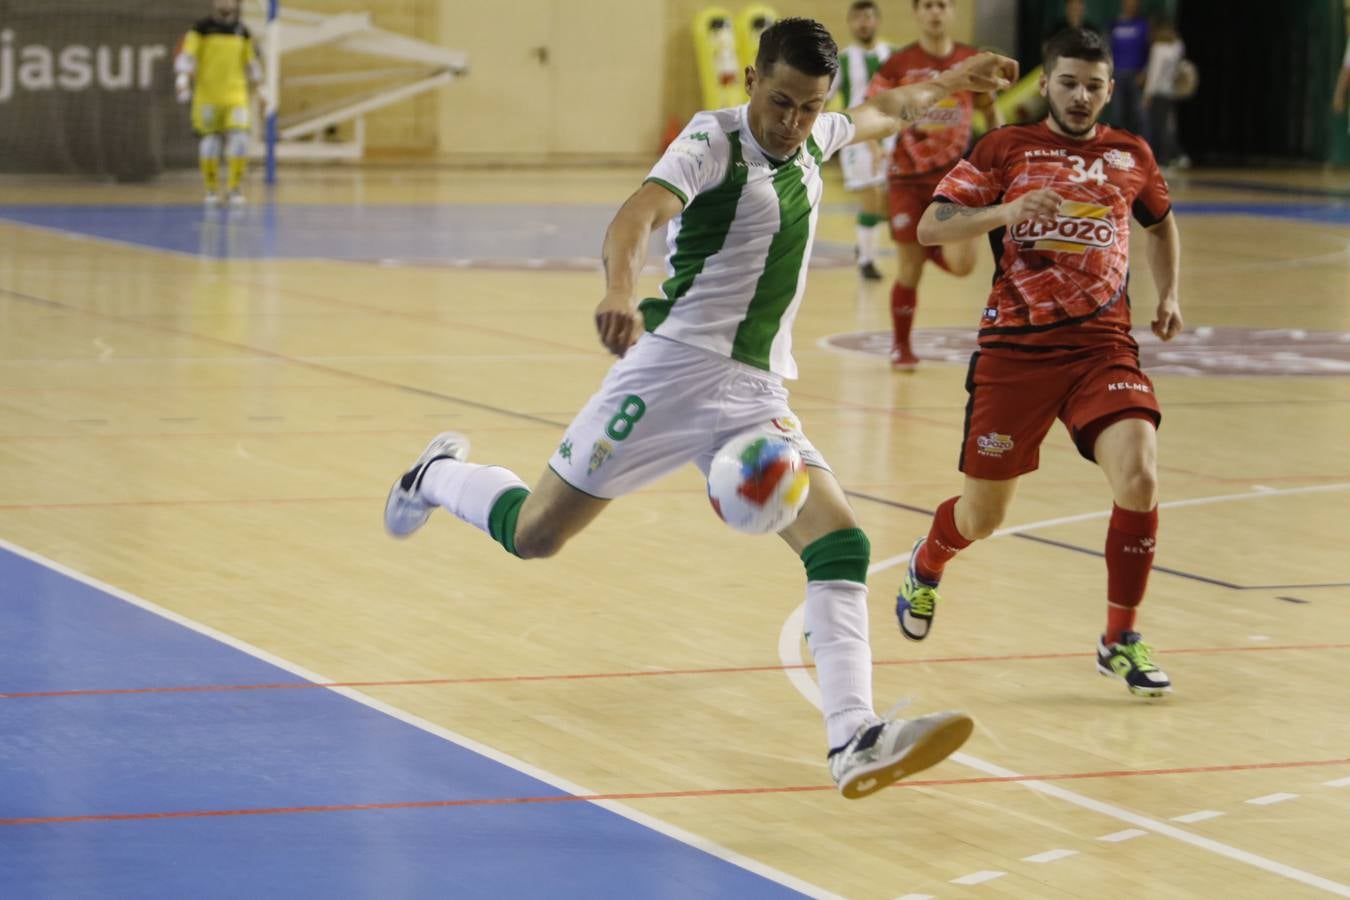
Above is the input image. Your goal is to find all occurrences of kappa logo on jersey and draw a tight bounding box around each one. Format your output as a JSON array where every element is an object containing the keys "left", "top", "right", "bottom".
[
  {"left": 1009, "top": 200, "right": 1117, "bottom": 254},
  {"left": 1103, "top": 149, "right": 1136, "bottom": 171},
  {"left": 669, "top": 133, "right": 712, "bottom": 166},
  {"left": 976, "top": 432, "right": 1014, "bottom": 457}
]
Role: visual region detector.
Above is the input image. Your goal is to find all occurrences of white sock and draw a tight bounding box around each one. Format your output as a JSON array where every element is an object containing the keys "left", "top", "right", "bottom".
[
  {"left": 418, "top": 460, "right": 527, "bottom": 534},
  {"left": 856, "top": 222, "right": 878, "bottom": 266},
  {"left": 804, "top": 579, "right": 876, "bottom": 749}
]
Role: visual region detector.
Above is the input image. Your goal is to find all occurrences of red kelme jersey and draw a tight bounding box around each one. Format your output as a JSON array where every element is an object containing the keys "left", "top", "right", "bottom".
[
  {"left": 868, "top": 42, "right": 980, "bottom": 179},
  {"left": 934, "top": 121, "right": 1172, "bottom": 356}
]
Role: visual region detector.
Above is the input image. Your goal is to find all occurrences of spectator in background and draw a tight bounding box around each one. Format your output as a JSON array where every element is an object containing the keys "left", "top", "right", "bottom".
[
  {"left": 1333, "top": 37, "right": 1350, "bottom": 115},
  {"left": 1143, "top": 17, "right": 1189, "bottom": 169},
  {"left": 1047, "top": 0, "right": 1100, "bottom": 42},
  {"left": 1107, "top": 0, "right": 1148, "bottom": 133}
]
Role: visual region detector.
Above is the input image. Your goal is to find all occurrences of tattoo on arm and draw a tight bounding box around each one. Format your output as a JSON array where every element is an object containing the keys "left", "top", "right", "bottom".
[{"left": 934, "top": 203, "right": 985, "bottom": 221}]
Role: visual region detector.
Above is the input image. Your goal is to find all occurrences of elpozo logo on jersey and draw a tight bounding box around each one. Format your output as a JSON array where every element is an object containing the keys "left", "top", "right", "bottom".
[{"left": 1009, "top": 201, "right": 1117, "bottom": 255}]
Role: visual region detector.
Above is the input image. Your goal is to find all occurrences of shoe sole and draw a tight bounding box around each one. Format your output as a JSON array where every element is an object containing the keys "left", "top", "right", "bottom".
[
  {"left": 1096, "top": 664, "right": 1172, "bottom": 697},
  {"left": 839, "top": 714, "right": 974, "bottom": 800},
  {"left": 897, "top": 611, "right": 931, "bottom": 642}
]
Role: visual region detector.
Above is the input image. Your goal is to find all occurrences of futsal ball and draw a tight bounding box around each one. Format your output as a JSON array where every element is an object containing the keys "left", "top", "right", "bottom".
[{"left": 707, "top": 433, "right": 810, "bottom": 535}]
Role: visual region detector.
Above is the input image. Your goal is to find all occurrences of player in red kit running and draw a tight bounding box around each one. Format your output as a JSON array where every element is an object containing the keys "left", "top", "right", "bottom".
[
  {"left": 867, "top": 0, "right": 1003, "bottom": 370},
  {"left": 894, "top": 27, "right": 1183, "bottom": 697}
]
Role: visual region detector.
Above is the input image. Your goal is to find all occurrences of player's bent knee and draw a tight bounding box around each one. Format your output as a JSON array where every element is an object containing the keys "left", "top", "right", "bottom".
[
  {"left": 799, "top": 528, "right": 871, "bottom": 583},
  {"left": 225, "top": 130, "right": 249, "bottom": 159},
  {"left": 1117, "top": 469, "right": 1158, "bottom": 510},
  {"left": 199, "top": 133, "right": 222, "bottom": 159}
]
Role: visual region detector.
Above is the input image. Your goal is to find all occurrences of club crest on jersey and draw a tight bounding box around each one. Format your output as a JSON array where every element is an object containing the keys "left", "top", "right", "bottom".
[
  {"left": 976, "top": 432, "right": 1014, "bottom": 457},
  {"left": 1009, "top": 201, "right": 1116, "bottom": 254},
  {"left": 1103, "top": 148, "right": 1135, "bottom": 171},
  {"left": 587, "top": 439, "right": 613, "bottom": 475}
]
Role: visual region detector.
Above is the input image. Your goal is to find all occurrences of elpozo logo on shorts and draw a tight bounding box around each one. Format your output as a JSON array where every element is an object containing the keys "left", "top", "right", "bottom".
[
  {"left": 1009, "top": 201, "right": 1116, "bottom": 255},
  {"left": 976, "top": 432, "right": 1014, "bottom": 457}
]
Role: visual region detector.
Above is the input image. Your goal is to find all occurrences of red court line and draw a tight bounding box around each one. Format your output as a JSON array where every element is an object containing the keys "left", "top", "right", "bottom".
[
  {"left": 5, "top": 642, "right": 1347, "bottom": 700},
  {"left": 4, "top": 756, "right": 1348, "bottom": 827}
]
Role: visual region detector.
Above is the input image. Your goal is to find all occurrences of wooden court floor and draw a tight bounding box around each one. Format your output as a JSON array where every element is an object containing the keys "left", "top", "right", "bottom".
[{"left": 1, "top": 164, "right": 1348, "bottom": 898}]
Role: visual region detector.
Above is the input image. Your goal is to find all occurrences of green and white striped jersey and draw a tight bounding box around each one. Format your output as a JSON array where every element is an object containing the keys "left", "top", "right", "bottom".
[
  {"left": 835, "top": 43, "right": 892, "bottom": 109},
  {"left": 640, "top": 105, "right": 855, "bottom": 379}
]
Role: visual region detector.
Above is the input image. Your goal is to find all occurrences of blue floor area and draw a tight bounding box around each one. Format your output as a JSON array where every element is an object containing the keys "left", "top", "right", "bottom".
[
  {"left": 0, "top": 203, "right": 659, "bottom": 262},
  {"left": 1, "top": 198, "right": 1344, "bottom": 262},
  {"left": 0, "top": 545, "right": 807, "bottom": 899}
]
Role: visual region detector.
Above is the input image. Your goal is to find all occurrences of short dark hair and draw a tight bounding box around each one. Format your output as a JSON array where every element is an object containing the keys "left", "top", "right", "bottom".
[
  {"left": 849, "top": 1, "right": 878, "bottom": 13},
  {"left": 1044, "top": 26, "right": 1113, "bottom": 74},
  {"left": 755, "top": 17, "right": 839, "bottom": 79}
]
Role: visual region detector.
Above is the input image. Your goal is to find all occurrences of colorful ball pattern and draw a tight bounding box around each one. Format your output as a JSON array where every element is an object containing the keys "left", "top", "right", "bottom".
[{"left": 706, "top": 433, "right": 810, "bottom": 535}]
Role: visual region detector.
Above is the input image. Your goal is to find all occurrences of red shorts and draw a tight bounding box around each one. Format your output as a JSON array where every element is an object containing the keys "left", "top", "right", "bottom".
[
  {"left": 958, "top": 349, "right": 1162, "bottom": 480},
  {"left": 887, "top": 175, "right": 944, "bottom": 243}
]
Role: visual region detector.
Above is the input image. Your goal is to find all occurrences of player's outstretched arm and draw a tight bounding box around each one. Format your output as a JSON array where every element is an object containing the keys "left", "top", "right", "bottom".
[
  {"left": 595, "top": 182, "right": 684, "bottom": 357},
  {"left": 1145, "top": 212, "right": 1183, "bottom": 341},
  {"left": 848, "top": 52, "right": 1017, "bottom": 145},
  {"left": 916, "top": 188, "right": 1063, "bottom": 246}
]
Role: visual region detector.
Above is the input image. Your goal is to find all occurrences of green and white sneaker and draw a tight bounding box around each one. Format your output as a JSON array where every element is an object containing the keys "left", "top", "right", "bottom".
[
  {"left": 1097, "top": 631, "right": 1172, "bottom": 697},
  {"left": 896, "top": 538, "right": 941, "bottom": 641},
  {"left": 828, "top": 710, "right": 974, "bottom": 799},
  {"left": 383, "top": 432, "right": 470, "bottom": 538}
]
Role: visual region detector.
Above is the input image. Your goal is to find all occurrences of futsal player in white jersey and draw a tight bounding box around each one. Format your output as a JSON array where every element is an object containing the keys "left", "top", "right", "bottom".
[
  {"left": 385, "top": 19, "right": 1015, "bottom": 799},
  {"left": 832, "top": 0, "right": 893, "bottom": 280}
]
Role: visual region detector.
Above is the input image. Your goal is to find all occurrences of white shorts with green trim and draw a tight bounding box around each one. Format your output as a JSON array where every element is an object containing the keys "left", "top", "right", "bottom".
[
  {"left": 839, "top": 135, "right": 895, "bottom": 191},
  {"left": 549, "top": 334, "right": 829, "bottom": 500}
]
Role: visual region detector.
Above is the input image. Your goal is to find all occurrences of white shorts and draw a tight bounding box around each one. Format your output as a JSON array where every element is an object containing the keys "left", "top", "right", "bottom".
[
  {"left": 839, "top": 136, "right": 895, "bottom": 191},
  {"left": 549, "top": 334, "right": 829, "bottom": 500}
]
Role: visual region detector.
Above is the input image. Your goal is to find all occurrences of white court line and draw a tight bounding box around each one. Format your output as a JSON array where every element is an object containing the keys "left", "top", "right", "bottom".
[
  {"left": 780, "top": 605, "right": 1350, "bottom": 897},
  {"left": 951, "top": 870, "right": 1005, "bottom": 885},
  {"left": 869, "top": 482, "right": 1350, "bottom": 574},
  {"left": 1023, "top": 849, "right": 1078, "bottom": 863},
  {"left": 1247, "top": 793, "right": 1299, "bottom": 806},
  {"left": 780, "top": 482, "right": 1350, "bottom": 897},
  {"left": 0, "top": 539, "right": 844, "bottom": 900},
  {"left": 1325, "top": 777, "right": 1350, "bottom": 788},
  {"left": 1099, "top": 829, "right": 1148, "bottom": 842},
  {"left": 1173, "top": 810, "right": 1225, "bottom": 823}
]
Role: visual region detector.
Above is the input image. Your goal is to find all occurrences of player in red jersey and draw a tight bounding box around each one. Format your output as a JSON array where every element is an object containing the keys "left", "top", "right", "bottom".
[
  {"left": 867, "top": 0, "right": 1003, "bottom": 370},
  {"left": 894, "top": 27, "right": 1183, "bottom": 697}
]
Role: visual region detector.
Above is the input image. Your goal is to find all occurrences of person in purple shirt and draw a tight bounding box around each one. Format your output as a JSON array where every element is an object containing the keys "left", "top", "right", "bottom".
[{"left": 1107, "top": 0, "right": 1149, "bottom": 133}]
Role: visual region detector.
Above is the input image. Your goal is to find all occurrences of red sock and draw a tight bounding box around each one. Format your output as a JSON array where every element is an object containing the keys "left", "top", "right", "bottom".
[
  {"left": 890, "top": 282, "right": 917, "bottom": 351},
  {"left": 1104, "top": 504, "right": 1158, "bottom": 645},
  {"left": 915, "top": 496, "right": 973, "bottom": 583},
  {"left": 925, "top": 245, "right": 952, "bottom": 274}
]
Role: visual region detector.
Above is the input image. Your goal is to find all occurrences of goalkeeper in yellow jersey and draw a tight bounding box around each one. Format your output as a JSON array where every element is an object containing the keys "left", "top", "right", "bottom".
[{"left": 174, "top": 0, "right": 263, "bottom": 206}]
